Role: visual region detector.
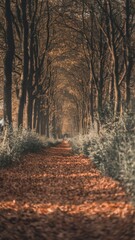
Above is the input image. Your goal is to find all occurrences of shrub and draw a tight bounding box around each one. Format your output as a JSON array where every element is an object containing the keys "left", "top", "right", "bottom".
[
  {"left": 70, "top": 113, "right": 135, "bottom": 203},
  {"left": 0, "top": 146, "right": 12, "bottom": 167},
  {"left": 11, "top": 128, "right": 44, "bottom": 157},
  {"left": 0, "top": 128, "right": 60, "bottom": 168}
]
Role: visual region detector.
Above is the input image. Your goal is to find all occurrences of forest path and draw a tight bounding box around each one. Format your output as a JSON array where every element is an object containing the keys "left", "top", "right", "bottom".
[{"left": 0, "top": 141, "right": 134, "bottom": 240}]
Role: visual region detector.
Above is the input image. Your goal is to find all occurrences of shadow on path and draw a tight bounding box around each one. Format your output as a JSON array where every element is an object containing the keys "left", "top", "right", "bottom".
[{"left": 0, "top": 141, "right": 135, "bottom": 239}]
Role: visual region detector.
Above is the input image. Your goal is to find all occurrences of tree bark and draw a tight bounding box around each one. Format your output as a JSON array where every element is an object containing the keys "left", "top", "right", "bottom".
[
  {"left": 18, "top": 0, "right": 29, "bottom": 127},
  {"left": 125, "top": 0, "right": 133, "bottom": 109},
  {"left": 4, "top": 0, "right": 15, "bottom": 126}
]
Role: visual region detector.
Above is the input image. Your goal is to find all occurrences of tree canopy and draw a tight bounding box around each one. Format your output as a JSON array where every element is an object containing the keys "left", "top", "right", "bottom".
[{"left": 0, "top": 0, "right": 134, "bottom": 137}]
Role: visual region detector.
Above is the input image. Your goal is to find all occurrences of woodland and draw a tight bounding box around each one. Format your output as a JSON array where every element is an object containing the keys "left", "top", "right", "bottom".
[
  {"left": 0, "top": 0, "right": 134, "bottom": 137},
  {"left": 0, "top": 1, "right": 135, "bottom": 239}
]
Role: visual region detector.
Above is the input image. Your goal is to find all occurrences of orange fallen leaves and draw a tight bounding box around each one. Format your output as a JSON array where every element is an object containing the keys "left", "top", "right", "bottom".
[{"left": 0, "top": 141, "right": 134, "bottom": 240}]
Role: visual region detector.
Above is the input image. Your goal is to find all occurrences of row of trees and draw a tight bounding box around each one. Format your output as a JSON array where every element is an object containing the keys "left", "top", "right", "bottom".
[
  {"left": 0, "top": 0, "right": 60, "bottom": 136},
  {"left": 0, "top": 0, "right": 134, "bottom": 137},
  {"left": 56, "top": 0, "right": 135, "bottom": 134}
]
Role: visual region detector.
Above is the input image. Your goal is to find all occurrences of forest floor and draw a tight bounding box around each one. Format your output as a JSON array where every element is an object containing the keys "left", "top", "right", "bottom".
[{"left": 0, "top": 141, "right": 135, "bottom": 240}]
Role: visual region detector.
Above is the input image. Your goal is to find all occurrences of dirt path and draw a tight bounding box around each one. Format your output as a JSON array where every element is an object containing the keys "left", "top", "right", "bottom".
[{"left": 0, "top": 141, "right": 135, "bottom": 240}]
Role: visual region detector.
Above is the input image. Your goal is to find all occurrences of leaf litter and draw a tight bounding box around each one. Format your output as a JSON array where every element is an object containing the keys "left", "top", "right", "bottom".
[{"left": 0, "top": 141, "right": 134, "bottom": 240}]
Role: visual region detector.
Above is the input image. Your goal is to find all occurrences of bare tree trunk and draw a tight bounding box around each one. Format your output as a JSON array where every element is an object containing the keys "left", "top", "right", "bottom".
[
  {"left": 4, "top": 0, "right": 15, "bottom": 126},
  {"left": 52, "top": 113, "right": 56, "bottom": 139},
  {"left": 108, "top": 1, "right": 121, "bottom": 117},
  {"left": 33, "top": 99, "right": 37, "bottom": 129},
  {"left": 98, "top": 28, "right": 104, "bottom": 121},
  {"left": 125, "top": 0, "right": 133, "bottom": 109},
  {"left": 18, "top": 0, "right": 29, "bottom": 127},
  {"left": 41, "top": 112, "right": 45, "bottom": 135},
  {"left": 27, "top": 95, "right": 33, "bottom": 129},
  {"left": 113, "top": 56, "right": 121, "bottom": 117},
  {"left": 90, "top": 80, "right": 94, "bottom": 127},
  {"left": 27, "top": 22, "right": 34, "bottom": 129},
  {"left": 36, "top": 99, "right": 41, "bottom": 133},
  {"left": 46, "top": 99, "right": 50, "bottom": 138},
  {"left": 27, "top": 0, "right": 38, "bottom": 129}
]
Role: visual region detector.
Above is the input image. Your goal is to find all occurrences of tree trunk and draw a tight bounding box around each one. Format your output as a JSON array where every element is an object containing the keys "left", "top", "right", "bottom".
[
  {"left": 18, "top": 0, "right": 29, "bottom": 127},
  {"left": 108, "top": 1, "right": 121, "bottom": 117},
  {"left": 113, "top": 56, "right": 121, "bottom": 117},
  {"left": 4, "top": 0, "right": 15, "bottom": 126},
  {"left": 46, "top": 105, "right": 50, "bottom": 138},
  {"left": 27, "top": 27, "right": 34, "bottom": 129},
  {"left": 33, "top": 99, "right": 37, "bottom": 129},
  {"left": 36, "top": 99, "right": 41, "bottom": 133},
  {"left": 27, "top": 94, "right": 33, "bottom": 129},
  {"left": 41, "top": 112, "right": 45, "bottom": 135},
  {"left": 98, "top": 28, "right": 104, "bottom": 122},
  {"left": 125, "top": 0, "right": 133, "bottom": 109},
  {"left": 27, "top": 1, "right": 37, "bottom": 129},
  {"left": 90, "top": 80, "right": 94, "bottom": 127}
]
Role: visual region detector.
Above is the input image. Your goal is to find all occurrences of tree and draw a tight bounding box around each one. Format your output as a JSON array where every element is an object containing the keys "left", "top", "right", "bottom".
[
  {"left": 4, "top": 0, "right": 15, "bottom": 126},
  {"left": 18, "top": 0, "right": 29, "bottom": 127}
]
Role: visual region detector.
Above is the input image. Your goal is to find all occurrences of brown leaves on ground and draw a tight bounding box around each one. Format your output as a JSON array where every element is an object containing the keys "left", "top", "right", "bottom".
[{"left": 0, "top": 141, "right": 135, "bottom": 240}]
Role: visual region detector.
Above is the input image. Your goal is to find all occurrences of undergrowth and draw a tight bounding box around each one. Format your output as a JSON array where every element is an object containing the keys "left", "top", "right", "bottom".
[
  {"left": 0, "top": 128, "right": 60, "bottom": 168},
  {"left": 70, "top": 112, "right": 135, "bottom": 203}
]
